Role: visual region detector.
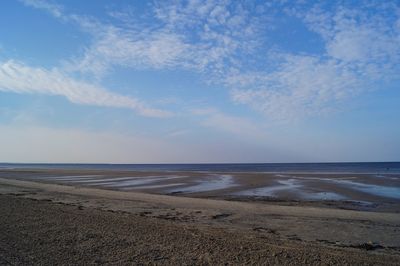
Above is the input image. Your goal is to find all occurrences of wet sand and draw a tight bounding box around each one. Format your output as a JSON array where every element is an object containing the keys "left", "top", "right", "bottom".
[
  {"left": 0, "top": 171, "right": 400, "bottom": 265},
  {"left": 1, "top": 168, "right": 399, "bottom": 212}
]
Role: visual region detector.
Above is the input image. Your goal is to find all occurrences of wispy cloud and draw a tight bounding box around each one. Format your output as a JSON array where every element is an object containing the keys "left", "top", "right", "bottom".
[
  {"left": 67, "top": 28, "right": 192, "bottom": 77},
  {"left": 19, "top": 0, "right": 400, "bottom": 121},
  {"left": 303, "top": 3, "right": 400, "bottom": 72},
  {"left": 230, "top": 2, "right": 400, "bottom": 120},
  {"left": 229, "top": 54, "right": 363, "bottom": 120},
  {"left": 166, "top": 129, "right": 190, "bottom": 138},
  {"left": 0, "top": 60, "right": 170, "bottom": 117},
  {"left": 45, "top": 0, "right": 263, "bottom": 80},
  {"left": 20, "top": 0, "right": 64, "bottom": 18}
]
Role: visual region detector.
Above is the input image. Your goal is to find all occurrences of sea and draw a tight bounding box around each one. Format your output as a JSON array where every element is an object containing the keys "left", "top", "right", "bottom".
[{"left": 0, "top": 162, "right": 399, "bottom": 174}]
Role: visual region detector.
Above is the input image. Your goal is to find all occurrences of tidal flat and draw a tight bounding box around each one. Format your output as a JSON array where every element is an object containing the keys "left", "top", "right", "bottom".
[{"left": 0, "top": 168, "right": 399, "bottom": 265}]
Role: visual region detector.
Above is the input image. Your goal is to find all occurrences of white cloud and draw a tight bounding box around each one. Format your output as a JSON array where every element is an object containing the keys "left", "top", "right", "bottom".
[
  {"left": 0, "top": 60, "right": 170, "bottom": 117},
  {"left": 19, "top": 0, "right": 400, "bottom": 121},
  {"left": 20, "top": 0, "right": 64, "bottom": 18},
  {"left": 67, "top": 28, "right": 193, "bottom": 76},
  {"left": 230, "top": 54, "right": 363, "bottom": 120},
  {"left": 230, "top": 3, "right": 400, "bottom": 120},
  {"left": 61, "top": 0, "right": 261, "bottom": 79},
  {"left": 305, "top": 4, "right": 400, "bottom": 68}
]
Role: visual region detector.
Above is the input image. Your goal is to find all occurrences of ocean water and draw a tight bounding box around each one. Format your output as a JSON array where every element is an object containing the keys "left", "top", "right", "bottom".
[{"left": 0, "top": 162, "right": 400, "bottom": 174}]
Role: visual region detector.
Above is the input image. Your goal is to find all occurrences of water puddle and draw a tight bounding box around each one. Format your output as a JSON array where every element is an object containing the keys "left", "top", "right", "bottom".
[
  {"left": 99, "top": 175, "right": 186, "bottom": 188},
  {"left": 70, "top": 176, "right": 145, "bottom": 183},
  {"left": 275, "top": 174, "right": 292, "bottom": 178},
  {"left": 375, "top": 174, "right": 399, "bottom": 180},
  {"left": 40, "top": 175, "right": 102, "bottom": 181},
  {"left": 236, "top": 179, "right": 346, "bottom": 201},
  {"left": 236, "top": 179, "right": 302, "bottom": 197},
  {"left": 121, "top": 183, "right": 186, "bottom": 190},
  {"left": 332, "top": 180, "right": 400, "bottom": 200},
  {"left": 299, "top": 191, "right": 346, "bottom": 201},
  {"left": 167, "top": 175, "right": 236, "bottom": 193}
]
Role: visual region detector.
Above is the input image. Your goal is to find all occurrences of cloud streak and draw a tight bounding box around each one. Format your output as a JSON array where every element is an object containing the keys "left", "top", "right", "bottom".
[
  {"left": 0, "top": 60, "right": 170, "bottom": 117},
  {"left": 20, "top": 0, "right": 64, "bottom": 18}
]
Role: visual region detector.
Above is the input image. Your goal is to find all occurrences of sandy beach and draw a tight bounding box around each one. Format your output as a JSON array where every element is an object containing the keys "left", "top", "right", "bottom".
[{"left": 1, "top": 169, "right": 400, "bottom": 265}]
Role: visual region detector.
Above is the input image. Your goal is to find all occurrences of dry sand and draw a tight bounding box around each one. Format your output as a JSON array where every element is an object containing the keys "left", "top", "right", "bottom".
[{"left": 0, "top": 176, "right": 400, "bottom": 265}]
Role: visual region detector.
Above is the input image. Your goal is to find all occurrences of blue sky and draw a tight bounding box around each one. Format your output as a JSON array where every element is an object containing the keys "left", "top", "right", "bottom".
[{"left": 0, "top": 0, "right": 399, "bottom": 163}]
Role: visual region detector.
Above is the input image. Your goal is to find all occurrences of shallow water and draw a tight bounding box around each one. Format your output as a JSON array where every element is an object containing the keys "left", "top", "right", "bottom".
[
  {"left": 70, "top": 176, "right": 150, "bottom": 184},
  {"left": 41, "top": 175, "right": 102, "bottom": 181},
  {"left": 235, "top": 178, "right": 348, "bottom": 201},
  {"left": 100, "top": 176, "right": 186, "bottom": 188},
  {"left": 332, "top": 180, "right": 400, "bottom": 199},
  {"left": 167, "top": 175, "right": 236, "bottom": 193},
  {"left": 299, "top": 191, "right": 347, "bottom": 201},
  {"left": 236, "top": 179, "right": 302, "bottom": 197},
  {"left": 122, "top": 183, "right": 186, "bottom": 190},
  {"left": 5, "top": 168, "right": 399, "bottom": 204}
]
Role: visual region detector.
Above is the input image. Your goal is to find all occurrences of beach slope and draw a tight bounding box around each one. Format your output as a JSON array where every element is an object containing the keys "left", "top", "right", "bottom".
[{"left": 0, "top": 178, "right": 399, "bottom": 265}]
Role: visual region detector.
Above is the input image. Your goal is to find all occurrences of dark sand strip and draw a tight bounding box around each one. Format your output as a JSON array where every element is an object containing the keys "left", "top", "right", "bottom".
[{"left": 0, "top": 177, "right": 398, "bottom": 223}]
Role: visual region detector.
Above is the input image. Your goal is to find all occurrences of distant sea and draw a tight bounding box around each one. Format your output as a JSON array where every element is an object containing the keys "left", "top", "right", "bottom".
[{"left": 0, "top": 162, "right": 399, "bottom": 174}]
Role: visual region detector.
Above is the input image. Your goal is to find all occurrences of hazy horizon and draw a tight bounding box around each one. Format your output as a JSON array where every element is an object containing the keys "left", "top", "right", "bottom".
[
  {"left": 1, "top": 161, "right": 400, "bottom": 165},
  {"left": 1, "top": 0, "right": 399, "bottom": 163}
]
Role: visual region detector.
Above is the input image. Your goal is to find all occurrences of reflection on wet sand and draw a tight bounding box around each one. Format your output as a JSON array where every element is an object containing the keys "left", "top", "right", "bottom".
[
  {"left": 236, "top": 179, "right": 302, "bottom": 197},
  {"left": 2, "top": 169, "right": 399, "bottom": 211},
  {"left": 235, "top": 179, "right": 347, "bottom": 201},
  {"left": 330, "top": 179, "right": 400, "bottom": 199},
  {"left": 167, "top": 175, "right": 236, "bottom": 194},
  {"left": 103, "top": 176, "right": 186, "bottom": 188}
]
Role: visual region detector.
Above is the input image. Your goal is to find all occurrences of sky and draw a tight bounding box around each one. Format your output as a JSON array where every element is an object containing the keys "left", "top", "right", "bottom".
[{"left": 0, "top": 0, "right": 399, "bottom": 163}]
